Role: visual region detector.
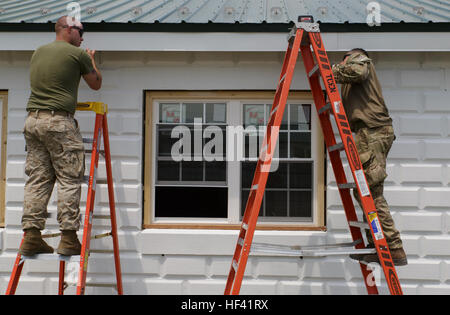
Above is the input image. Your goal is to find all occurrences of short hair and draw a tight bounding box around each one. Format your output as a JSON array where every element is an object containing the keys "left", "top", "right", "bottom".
[
  {"left": 349, "top": 48, "right": 370, "bottom": 58},
  {"left": 55, "top": 16, "right": 68, "bottom": 33}
]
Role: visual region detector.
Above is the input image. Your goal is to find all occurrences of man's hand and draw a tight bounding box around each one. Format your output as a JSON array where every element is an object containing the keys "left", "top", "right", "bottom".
[
  {"left": 86, "top": 48, "right": 96, "bottom": 60},
  {"left": 82, "top": 48, "right": 102, "bottom": 90}
]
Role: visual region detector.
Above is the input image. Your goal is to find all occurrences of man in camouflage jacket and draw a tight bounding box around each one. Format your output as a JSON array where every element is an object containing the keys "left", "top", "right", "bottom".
[{"left": 332, "top": 48, "right": 407, "bottom": 266}]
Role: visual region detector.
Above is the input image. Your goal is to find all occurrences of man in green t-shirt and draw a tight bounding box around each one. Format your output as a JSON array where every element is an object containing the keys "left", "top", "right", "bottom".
[{"left": 20, "top": 16, "right": 102, "bottom": 256}]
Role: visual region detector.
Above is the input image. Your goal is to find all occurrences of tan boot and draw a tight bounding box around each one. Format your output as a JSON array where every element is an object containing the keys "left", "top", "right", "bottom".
[
  {"left": 349, "top": 244, "right": 374, "bottom": 262},
  {"left": 57, "top": 230, "right": 82, "bottom": 256},
  {"left": 19, "top": 228, "right": 54, "bottom": 256},
  {"left": 362, "top": 247, "right": 408, "bottom": 266}
]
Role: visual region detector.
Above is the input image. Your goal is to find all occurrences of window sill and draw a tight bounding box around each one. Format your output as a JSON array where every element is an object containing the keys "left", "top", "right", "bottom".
[{"left": 143, "top": 223, "right": 326, "bottom": 231}]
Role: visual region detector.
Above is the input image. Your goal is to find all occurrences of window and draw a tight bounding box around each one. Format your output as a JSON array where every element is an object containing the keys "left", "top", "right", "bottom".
[
  {"left": 144, "top": 91, "right": 324, "bottom": 230},
  {"left": 0, "top": 91, "right": 7, "bottom": 227},
  {"left": 241, "top": 103, "right": 314, "bottom": 221},
  {"left": 155, "top": 102, "right": 227, "bottom": 218}
]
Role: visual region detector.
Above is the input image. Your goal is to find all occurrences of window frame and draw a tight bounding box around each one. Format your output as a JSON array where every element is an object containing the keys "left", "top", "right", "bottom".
[
  {"left": 0, "top": 91, "right": 8, "bottom": 227},
  {"left": 143, "top": 91, "right": 325, "bottom": 231}
]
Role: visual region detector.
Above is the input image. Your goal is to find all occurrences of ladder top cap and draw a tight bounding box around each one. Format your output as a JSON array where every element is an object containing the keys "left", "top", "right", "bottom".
[
  {"left": 298, "top": 16, "right": 314, "bottom": 23},
  {"left": 76, "top": 102, "right": 108, "bottom": 114}
]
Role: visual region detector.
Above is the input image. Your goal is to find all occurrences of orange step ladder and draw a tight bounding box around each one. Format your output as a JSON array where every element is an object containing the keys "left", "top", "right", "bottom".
[
  {"left": 6, "top": 102, "right": 123, "bottom": 295},
  {"left": 224, "top": 16, "right": 403, "bottom": 295}
]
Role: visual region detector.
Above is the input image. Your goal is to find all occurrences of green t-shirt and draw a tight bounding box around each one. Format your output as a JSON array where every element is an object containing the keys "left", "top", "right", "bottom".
[{"left": 27, "top": 40, "right": 94, "bottom": 114}]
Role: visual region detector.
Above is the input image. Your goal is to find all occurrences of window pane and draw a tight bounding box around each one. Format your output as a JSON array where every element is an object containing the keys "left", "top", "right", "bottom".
[
  {"left": 290, "top": 190, "right": 312, "bottom": 218},
  {"left": 244, "top": 104, "right": 265, "bottom": 127},
  {"left": 290, "top": 132, "right": 311, "bottom": 158},
  {"left": 181, "top": 161, "right": 203, "bottom": 181},
  {"left": 160, "top": 103, "right": 180, "bottom": 123},
  {"left": 158, "top": 127, "right": 177, "bottom": 157},
  {"left": 265, "top": 191, "right": 288, "bottom": 217},
  {"left": 183, "top": 103, "right": 203, "bottom": 123},
  {"left": 290, "top": 104, "right": 311, "bottom": 131},
  {"left": 241, "top": 162, "right": 256, "bottom": 188},
  {"left": 266, "top": 162, "right": 287, "bottom": 188},
  {"left": 155, "top": 187, "right": 227, "bottom": 218},
  {"left": 205, "top": 161, "right": 226, "bottom": 181},
  {"left": 244, "top": 132, "right": 259, "bottom": 159},
  {"left": 157, "top": 161, "right": 180, "bottom": 181},
  {"left": 290, "top": 162, "right": 313, "bottom": 189},
  {"left": 203, "top": 126, "right": 226, "bottom": 159},
  {"left": 278, "top": 132, "right": 288, "bottom": 158},
  {"left": 274, "top": 104, "right": 289, "bottom": 131},
  {"left": 206, "top": 103, "right": 226, "bottom": 124},
  {"left": 241, "top": 189, "right": 263, "bottom": 217}
]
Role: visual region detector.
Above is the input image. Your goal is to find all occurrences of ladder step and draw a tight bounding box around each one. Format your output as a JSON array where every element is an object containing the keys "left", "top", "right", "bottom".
[
  {"left": 241, "top": 223, "right": 248, "bottom": 231},
  {"left": 83, "top": 176, "right": 108, "bottom": 185},
  {"left": 308, "top": 64, "right": 320, "bottom": 78},
  {"left": 318, "top": 102, "right": 331, "bottom": 115},
  {"left": 338, "top": 182, "right": 357, "bottom": 190},
  {"left": 21, "top": 254, "right": 81, "bottom": 263},
  {"left": 92, "top": 215, "right": 111, "bottom": 219},
  {"left": 85, "top": 283, "right": 117, "bottom": 290},
  {"left": 91, "top": 232, "right": 112, "bottom": 240},
  {"left": 250, "top": 242, "right": 376, "bottom": 257},
  {"left": 83, "top": 138, "right": 94, "bottom": 144},
  {"left": 349, "top": 221, "right": 370, "bottom": 230},
  {"left": 269, "top": 106, "right": 279, "bottom": 118},
  {"left": 232, "top": 260, "right": 238, "bottom": 271},
  {"left": 328, "top": 142, "right": 344, "bottom": 152},
  {"left": 85, "top": 149, "right": 105, "bottom": 156},
  {"left": 41, "top": 232, "right": 62, "bottom": 239}
]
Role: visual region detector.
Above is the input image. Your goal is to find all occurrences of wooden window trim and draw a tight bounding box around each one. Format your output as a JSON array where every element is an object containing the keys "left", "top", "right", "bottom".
[
  {"left": 0, "top": 91, "right": 8, "bottom": 227},
  {"left": 143, "top": 90, "right": 325, "bottom": 231}
]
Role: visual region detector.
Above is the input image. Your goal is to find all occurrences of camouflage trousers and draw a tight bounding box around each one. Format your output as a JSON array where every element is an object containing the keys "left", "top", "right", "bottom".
[
  {"left": 22, "top": 110, "right": 85, "bottom": 231},
  {"left": 353, "top": 125, "right": 403, "bottom": 249}
]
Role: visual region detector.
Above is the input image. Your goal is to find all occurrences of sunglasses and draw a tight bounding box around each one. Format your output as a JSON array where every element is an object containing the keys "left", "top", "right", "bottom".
[
  {"left": 71, "top": 26, "right": 84, "bottom": 37},
  {"left": 62, "top": 25, "right": 84, "bottom": 37}
]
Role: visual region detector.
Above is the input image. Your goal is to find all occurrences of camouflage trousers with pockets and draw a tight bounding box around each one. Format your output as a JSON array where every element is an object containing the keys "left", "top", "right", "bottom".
[
  {"left": 352, "top": 125, "right": 403, "bottom": 249},
  {"left": 22, "top": 110, "right": 85, "bottom": 231}
]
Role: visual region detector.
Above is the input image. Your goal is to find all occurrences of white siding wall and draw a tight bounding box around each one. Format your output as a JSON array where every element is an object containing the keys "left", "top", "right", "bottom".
[{"left": 0, "top": 50, "right": 449, "bottom": 295}]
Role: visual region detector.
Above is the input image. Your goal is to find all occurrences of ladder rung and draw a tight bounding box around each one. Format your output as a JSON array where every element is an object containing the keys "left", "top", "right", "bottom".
[
  {"left": 90, "top": 249, "right": 114, "bottom": 254},
  {"left": 279, "top": 74, "right": 286, "bottom": 84},
  {"left": 338, "top": 183, "right": 357, "bottom": 190},
  {"left": 41, "top": 232, "right": 62, "bottom": 239},
  {"left": 232, "top": 260, "right": 238, "bottom": 271},
  {"left": 349, "top": 221, "right": 370, "bottom": 230},
  {"left": 269, "top": 106, "right": 279, "bottom": 118},
  {"left": 251, "top": 184, "right": 258, "bottom": 190},
  {"left": 20, "top": 254, "right": 80, "bottom": 262},
  {"left": 85, "top": 283, "right": 117, "bottom": 290},
  {"left": 318, "top": 102, "right": 331, "bottom": 115},
  {"left": 91, "top": 232, "right": 112, "bottom": 239},
  {"left": 92, "top": 215, "right": 111, "bottom": 219},
  {"left": 83, "top": 138, "right": 94, "bottom": 144},
  {"left": 85, "top": 149, "right": 105, "bottom": 156},
  {"left": 83, "top": 176, "right": 107, "bottom": 185},
  {"left": 238, "top": 237, "right": 244, "bottom": 246},
  {"left": 308, "top": 64, "right": 319, "bottom": 77},
  {"left": 328, "top": 142, "right": 344, "bottom": 152},
  {"left": 242, "top": 223, "right": 248, "bottom": 230},
  {"left": 250, "top": 242, "right": 376, "bottom": 257}
]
